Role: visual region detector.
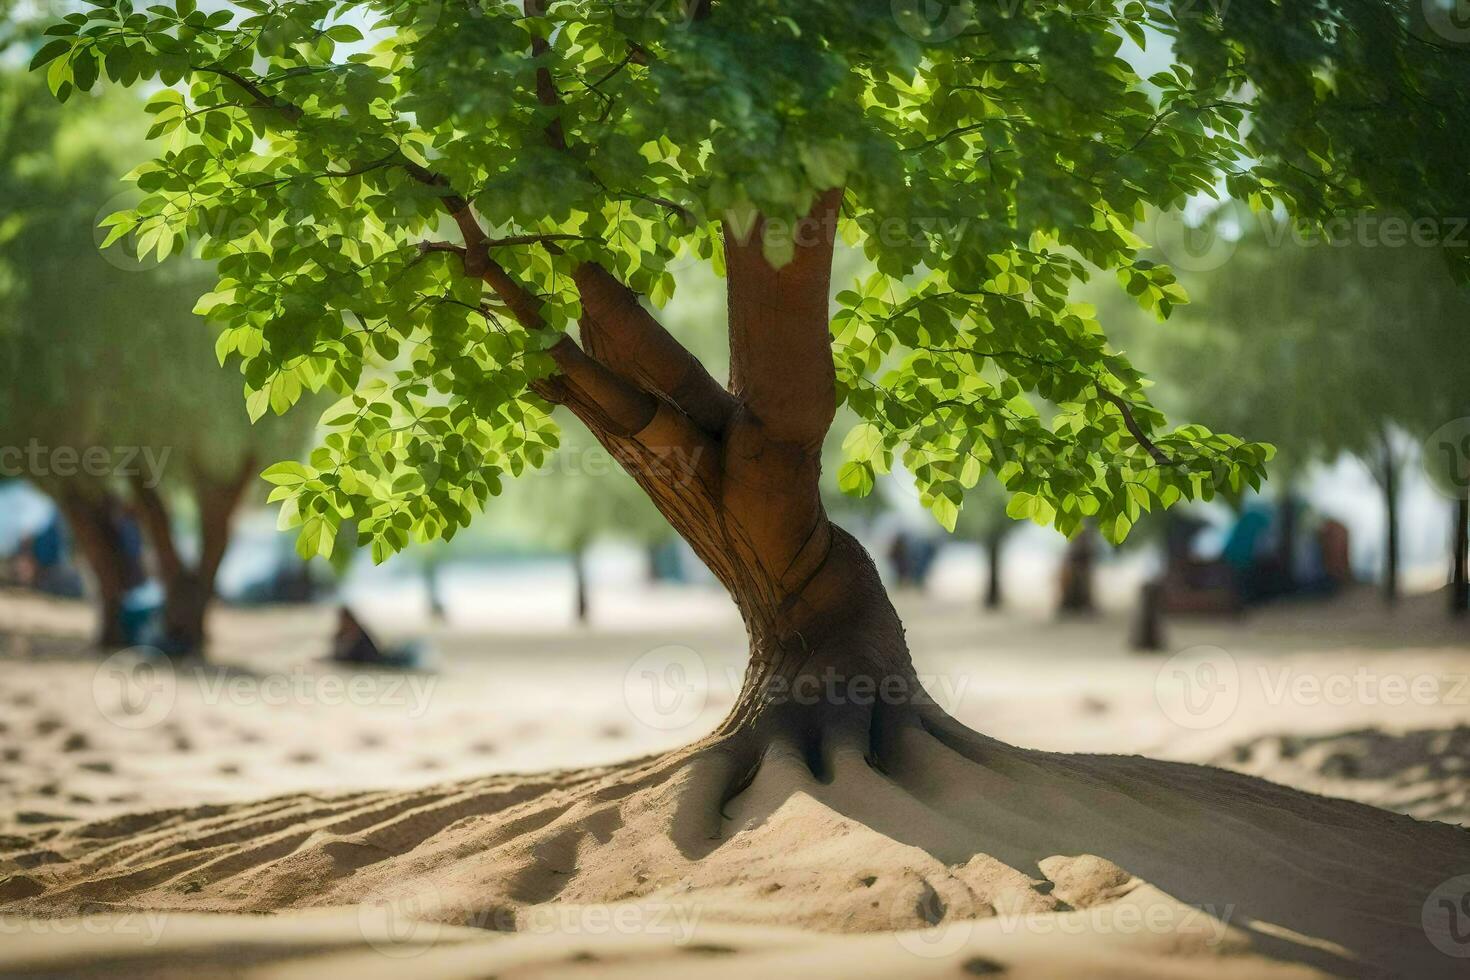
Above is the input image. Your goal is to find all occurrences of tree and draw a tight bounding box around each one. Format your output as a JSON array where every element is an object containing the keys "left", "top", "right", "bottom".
[
  {"left": 29, "top": 5, "right": 1470, "bottom": 967},
  {"left": 953, "top": 479, "right": 1018, "bottom": 611},
  {"left": 1111, "top": 216, "right": 1470, "bottom": 605},
  {"left": 0, "top": 66, "right": 310, "bottom": 652},
  {"left": 496, "top": 411, "right": 677, "bottom": 624}
]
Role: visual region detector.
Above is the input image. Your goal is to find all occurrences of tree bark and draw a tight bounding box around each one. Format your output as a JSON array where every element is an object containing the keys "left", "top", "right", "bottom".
[
  {"left": 984, "top": 532, "right": 1004, "bottom": 610},
  {"left": 1452, "top": 496, "right": 1468, "bottom": 616}
]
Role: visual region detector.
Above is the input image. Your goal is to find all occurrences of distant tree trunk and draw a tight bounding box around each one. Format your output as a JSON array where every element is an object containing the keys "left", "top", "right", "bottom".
[
  {"left": 572, "top": 546, "right": 589, "bottom": 625},
  {"left": 983, "top": 531, "right": 1004, "bottom": 610},
  {"left": 1132, "top": 580, "right": 1167, "bottom": 652},
  {"left": 129, "top": 458, "right": 254, "bottom": 657},
  {"left": 1377, "top": 440, "right": 1400, "bottom": 607},
  {"left": 424, "top": 558, "right": 447, "bottom": 621},
  {"left": 1058, "top": 528, "right": 1096, "bottom": 616},
  {"left": 1276, "top": 490, "right": 1299, "bottom": 593},
  {"left": 51, "top": 485, "right": 132, "bottom": 649},
  {"left": 1452, "top": 496, "right": 1469, "bottom": 616}
]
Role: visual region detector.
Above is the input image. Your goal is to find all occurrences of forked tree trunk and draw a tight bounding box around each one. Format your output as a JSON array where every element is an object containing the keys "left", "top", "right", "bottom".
[
  {"left": 51, "top": 485, "right": 134, "bottom": 649},
  {"left": 129, "top": 459, "right": 254, "bottom": 657}
]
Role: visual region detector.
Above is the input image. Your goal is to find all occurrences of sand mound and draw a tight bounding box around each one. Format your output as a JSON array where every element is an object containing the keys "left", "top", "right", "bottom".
[{"left": 4, "top": 718, "right": 1467, "bottom": 979}]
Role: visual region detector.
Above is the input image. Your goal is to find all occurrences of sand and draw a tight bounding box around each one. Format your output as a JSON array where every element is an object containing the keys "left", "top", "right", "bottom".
[{"left": 1, "top": 584, "right": 1468, "bottom": 978}]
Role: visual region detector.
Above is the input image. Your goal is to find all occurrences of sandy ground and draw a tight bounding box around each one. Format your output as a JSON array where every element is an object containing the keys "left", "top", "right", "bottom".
[{"left": 1, "top": 582, "right": 1468, "bottom": 977}]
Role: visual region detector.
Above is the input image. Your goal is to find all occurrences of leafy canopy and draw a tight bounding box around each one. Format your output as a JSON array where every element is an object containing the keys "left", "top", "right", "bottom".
[
  {"left": 30, "top": 0, "right": 1333, "bottom": 559},
  {"left": 0, "top": 64, "right": 308, "bottom": 497}
]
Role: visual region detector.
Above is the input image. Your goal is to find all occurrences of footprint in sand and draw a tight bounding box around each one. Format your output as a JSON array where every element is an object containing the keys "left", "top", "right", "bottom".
[
  {"left": 468, "top": 740, "right": 496, "bottom": 755},
  {"left": 172, "top": 734, "right": 193, "bottom": 752},
  {"left": 598, "top": 723, "right": 628, "bottom": 740},
  {"left": 60, "top": 732, "right": 91, "bottom": 753},
  {"left": 2, "top": 747, "right": 23, "bottom": 763},
  {"left": 286, "top": 750, "right": 318, "bottom": 765},
  {"left": 216, "top": 762, "right": 242, "bottom": 776},
  {"left": 33, "top": 715, "right": 63, "bottom": 736},
  {"left": 357, "top": 732, "right": 384, "bottom": 749},
  {"left": 78, "top": 760, "right": 114, "bottom": 775}
]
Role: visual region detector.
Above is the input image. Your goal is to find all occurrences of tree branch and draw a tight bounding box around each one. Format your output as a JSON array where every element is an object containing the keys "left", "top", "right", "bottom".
[
  {"left": 1097, "top": 389, "right": 1175, "bottom": 467},
  {"left": 574, "top": 263, "right": 736, "bottom": 437}
]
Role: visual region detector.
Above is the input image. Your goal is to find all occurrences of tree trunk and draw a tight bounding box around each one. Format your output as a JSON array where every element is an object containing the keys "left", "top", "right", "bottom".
[
  {"left": 572, "top": 547, "right": 589, "bottom": 625},
  {"left": 983, "top": 532, "right": 1004, "bottom": 610},
  {"left": 1380, "top": 445, "right": 1400, "bottom": 607},
  {"left": 1057, "top": 528, "right": 1096, "bottom": 616},
  {"left": 127, "top": 460, "right": 253, "bottom": 657},
  {"left": 1452, "top": 496, "right": 1469, "bottom": 616},
  {"left": 51, "top": 486, "right": 132, "bottom": 649}
]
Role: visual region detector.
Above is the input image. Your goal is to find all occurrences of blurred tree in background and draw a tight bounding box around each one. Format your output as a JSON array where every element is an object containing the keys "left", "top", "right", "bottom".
[
  {"left": 494, "top": 412, "right": 673, "bottom": 624},
  {"left": 1112, "top": 214, "right": 1470, "bottom": 607},
  {"left": 0, "top": 65, "right": 312, "bottom": 652},
  {"left": 952, "top": 479, "right": 1018, "bottom": 611}
]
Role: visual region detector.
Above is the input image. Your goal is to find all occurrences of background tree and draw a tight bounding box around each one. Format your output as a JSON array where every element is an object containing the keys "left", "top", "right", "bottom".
[
  {"left": 1112, "top": 215, "right": 1470, "bottom": 605},
  {"left": 953, "top": 479, "right": 1019, "bottom": 611},
  {"left": 0, "top": 66, "right": 311, "bottom": 652},
  {"left": 496, "top": 412, "right": 677, "bottom": 624}
]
